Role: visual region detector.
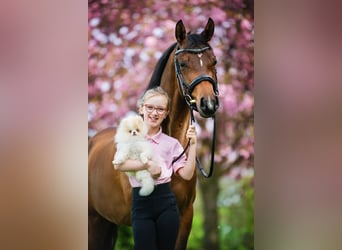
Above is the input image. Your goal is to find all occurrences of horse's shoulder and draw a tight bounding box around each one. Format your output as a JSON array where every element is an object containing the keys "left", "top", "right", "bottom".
[{"left": 89, "top": 127, "right": 116, "bottom": 153}]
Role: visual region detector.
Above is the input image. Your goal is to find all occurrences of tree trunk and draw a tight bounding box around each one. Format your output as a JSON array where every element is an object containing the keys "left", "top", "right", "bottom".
[{"left": 198, "top": 167, "right": 220, "bottom": 250}]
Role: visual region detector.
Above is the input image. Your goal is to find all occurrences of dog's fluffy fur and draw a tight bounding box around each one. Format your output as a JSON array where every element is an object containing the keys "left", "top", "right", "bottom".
[{"left": 112, "top": 114, "right": 155, "bottom": 196}]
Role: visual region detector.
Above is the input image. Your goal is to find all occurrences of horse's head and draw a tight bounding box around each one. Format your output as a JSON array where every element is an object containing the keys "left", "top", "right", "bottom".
[{"left": 174, "top": 17, "right": 219, "bottom": 118}]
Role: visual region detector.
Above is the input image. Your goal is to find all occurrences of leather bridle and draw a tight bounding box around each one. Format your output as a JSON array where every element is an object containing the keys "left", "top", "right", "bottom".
[
  {"left": 172, "top": 45, "right": 219, "bottom": 178},
  {"left": 174, "top": 46, "right": 219, "bottom": 110}
]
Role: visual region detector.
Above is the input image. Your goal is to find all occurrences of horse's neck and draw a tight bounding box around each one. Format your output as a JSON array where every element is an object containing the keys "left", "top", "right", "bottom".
[
  {"left": 169, "top": 97, "right": 190, "bottom": 146},
  {"left": 161, "top": 90, "right": 190, "bottom": 144},
  {"left": 161, "top": 51, "right": 190, "bottom": 147}
]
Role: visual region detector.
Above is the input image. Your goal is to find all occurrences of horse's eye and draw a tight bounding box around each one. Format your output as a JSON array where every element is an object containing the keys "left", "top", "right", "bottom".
[
  {"left": 213, "top": 59, "right": 217, "bottom": 66},
  {"left": 179, "top": 62, "right": 187, "bottom": 68}
]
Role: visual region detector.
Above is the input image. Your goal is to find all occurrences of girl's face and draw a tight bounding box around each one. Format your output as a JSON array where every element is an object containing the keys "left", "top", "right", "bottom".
[{"left": 141, "top": 95, "right": 168, "bottom": 130}]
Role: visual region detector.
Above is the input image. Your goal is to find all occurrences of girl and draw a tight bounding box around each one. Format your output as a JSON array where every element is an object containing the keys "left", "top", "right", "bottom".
[{"left": 113, "top": 86, "right": 197, "bottom": 250}]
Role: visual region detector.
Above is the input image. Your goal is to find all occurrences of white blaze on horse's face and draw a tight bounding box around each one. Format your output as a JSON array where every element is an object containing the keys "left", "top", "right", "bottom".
[{"left": 198, "top": 53, "right": 203, "bottom": 67}]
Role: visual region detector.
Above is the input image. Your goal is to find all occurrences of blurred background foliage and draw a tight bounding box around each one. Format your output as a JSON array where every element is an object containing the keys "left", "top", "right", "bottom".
[{"left": 88, "top": 0, "right": 253, "bottom": 249}]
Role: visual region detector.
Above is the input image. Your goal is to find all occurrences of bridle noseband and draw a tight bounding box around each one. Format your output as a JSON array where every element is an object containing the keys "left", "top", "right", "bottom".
[{"left": 174, "top": 46, "right": 219, "bottom": 110}]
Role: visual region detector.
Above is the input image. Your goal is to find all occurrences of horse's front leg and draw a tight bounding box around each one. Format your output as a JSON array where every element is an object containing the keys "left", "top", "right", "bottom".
[
  {"left": 88, "top": 209, "right": 117, "bottom": 250},
  {"left": 175, "top": 203, "right": 194, "bottom": 250}
]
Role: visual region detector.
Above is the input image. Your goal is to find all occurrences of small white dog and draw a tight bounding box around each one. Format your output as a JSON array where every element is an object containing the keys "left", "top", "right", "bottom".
[{"left": 112, "top": 114, "right": 155, "bottom": 196}]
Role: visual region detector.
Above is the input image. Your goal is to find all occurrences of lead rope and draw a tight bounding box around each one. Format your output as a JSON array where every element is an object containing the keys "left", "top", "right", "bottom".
[
  {"left": 171, "top": 107, "right": 194, "bottom": 165},
  {"left": 196, "top": 114, "right": 216, "bottom": 178},
  {"left": 172, "top": 104, "right": 216, "bottom": 178}
]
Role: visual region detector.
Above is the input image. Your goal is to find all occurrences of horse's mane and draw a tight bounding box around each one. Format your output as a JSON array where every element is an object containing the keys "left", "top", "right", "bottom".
[
  {"left": 146, "top": 43, "right": 177, "bottom": 90},
  {"left": 145, "top": 42, "right": 178, "bottom": 134}
]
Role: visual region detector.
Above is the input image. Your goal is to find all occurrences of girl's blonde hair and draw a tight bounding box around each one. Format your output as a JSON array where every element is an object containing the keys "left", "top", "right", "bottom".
[{"left": 137, "top": 87, "right": 170, "bottom": 111}]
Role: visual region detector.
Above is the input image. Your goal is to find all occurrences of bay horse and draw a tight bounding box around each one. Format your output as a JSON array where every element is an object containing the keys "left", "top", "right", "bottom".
[{"left": 88, "top": 17, "right": 219, "bottom": 250}]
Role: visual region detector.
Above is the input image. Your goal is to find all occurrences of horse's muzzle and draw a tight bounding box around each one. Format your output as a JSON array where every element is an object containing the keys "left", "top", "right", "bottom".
[{"left": 199, "top": 96, "right": 219, "bottom": 117}]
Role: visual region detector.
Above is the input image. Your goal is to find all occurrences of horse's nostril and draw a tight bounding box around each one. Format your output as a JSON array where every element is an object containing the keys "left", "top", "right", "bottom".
[
  {"left": 200, "top": 97, "right": 206, "bottom": 108},
  {"left": 200, "top": 97, "right": 218, "bottom": 112},
  {"left": 214, "top": 96, "right": 219, "bottom": 110}
]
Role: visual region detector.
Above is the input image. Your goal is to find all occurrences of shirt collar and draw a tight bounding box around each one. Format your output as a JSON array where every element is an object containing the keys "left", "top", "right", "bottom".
[{"left": 146, "top": 128, "right": 162, "bottom": 144}]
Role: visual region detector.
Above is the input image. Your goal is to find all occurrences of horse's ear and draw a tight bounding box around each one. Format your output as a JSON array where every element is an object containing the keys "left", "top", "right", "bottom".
[
  {"left": 201, "top": 17, "right": 215, "bottom": 42},
  {"left": 175, "top": 20, "right": 186, "bottom": 44}
]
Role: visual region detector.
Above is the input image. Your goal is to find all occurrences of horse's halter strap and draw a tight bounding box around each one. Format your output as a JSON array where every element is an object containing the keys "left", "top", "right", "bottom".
[{"left": 174, "top": 46, "right": 219, "bottom": 110}]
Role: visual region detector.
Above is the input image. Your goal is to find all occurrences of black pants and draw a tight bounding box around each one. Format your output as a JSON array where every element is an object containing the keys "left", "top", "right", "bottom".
[{"left": 132, "top": 183, "right": 180, "bottom": 250}]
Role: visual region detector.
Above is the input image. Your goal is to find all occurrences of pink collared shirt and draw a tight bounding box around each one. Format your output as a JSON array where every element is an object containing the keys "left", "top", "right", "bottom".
[{"left": 128, "top": 128, "right": 187, "bottom": 187}]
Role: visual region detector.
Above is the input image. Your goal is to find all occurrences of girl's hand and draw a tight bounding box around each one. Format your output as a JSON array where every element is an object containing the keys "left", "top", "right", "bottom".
[
  {"left": 146, "top": 160, "right": 161, "bottom": 178},
  {"left": 186, "top": 125, "right": 197, "bottom": 145}
]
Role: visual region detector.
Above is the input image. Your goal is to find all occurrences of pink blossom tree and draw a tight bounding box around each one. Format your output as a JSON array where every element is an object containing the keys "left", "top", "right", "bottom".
[{"left": 89, "top": 1, "right": 253, "bottom": 248}]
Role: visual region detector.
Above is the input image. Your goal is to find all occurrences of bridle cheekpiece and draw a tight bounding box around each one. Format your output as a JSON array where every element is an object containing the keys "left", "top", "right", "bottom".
[
  {"left": 174, "top": 46, "right": 219, "bottom": 110},
  {"left": 172, "top": 45, "right": 219, "bottom": 178}
]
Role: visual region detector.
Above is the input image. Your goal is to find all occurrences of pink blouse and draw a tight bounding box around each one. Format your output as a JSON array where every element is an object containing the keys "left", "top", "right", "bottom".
[{"left": 128, "top": 128, "right": 187, "bottom": 187}]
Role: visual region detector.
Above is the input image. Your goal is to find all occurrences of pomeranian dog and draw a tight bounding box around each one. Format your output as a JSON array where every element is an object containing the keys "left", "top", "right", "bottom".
[{"left": 112, "top": 114, "right": 155, "bottom": 196}]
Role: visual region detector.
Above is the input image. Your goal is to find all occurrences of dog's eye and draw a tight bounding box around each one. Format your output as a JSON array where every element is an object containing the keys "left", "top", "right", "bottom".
[
  {"left": 136, "top": 129, "right": 140, "bottom": 132},
  {"left": 129, "top": 130, "right": 132, "bottom": 133}
]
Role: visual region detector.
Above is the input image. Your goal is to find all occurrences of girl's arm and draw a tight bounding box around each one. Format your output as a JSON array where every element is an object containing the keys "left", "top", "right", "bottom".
[
  {"left": 113, "top": 159, "right": 146, "bottom": 171},
  {"left": 113, "top": 159, "right": 161, "bottom": 178},
  {"left": 177, "top": 125, "right": 197, "bottom": 180}
]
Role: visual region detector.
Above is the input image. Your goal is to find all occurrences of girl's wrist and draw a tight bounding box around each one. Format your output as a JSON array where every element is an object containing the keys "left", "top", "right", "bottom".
[
  {"left": 146, "top": 160, "right": 153, "bottom": 170},
  {"left": 190, "top": 140, "right": 197, "bottom": 146}
]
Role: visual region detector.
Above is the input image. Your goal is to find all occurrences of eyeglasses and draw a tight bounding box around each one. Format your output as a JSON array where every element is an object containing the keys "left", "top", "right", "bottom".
[{"left": 143, "top": 104, "right": 167, "bottom": 114}]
